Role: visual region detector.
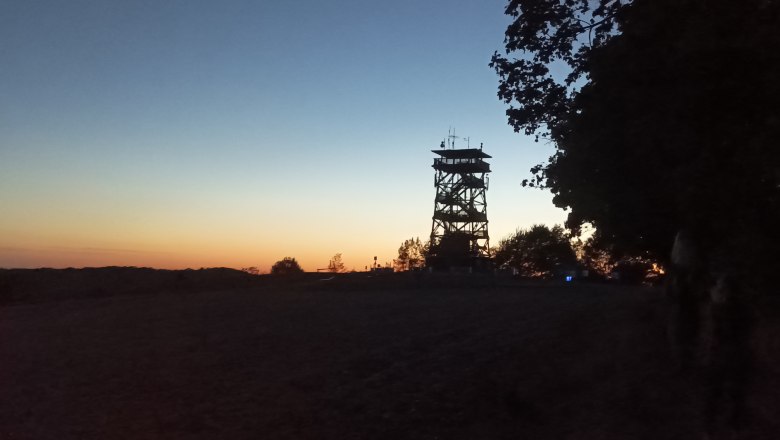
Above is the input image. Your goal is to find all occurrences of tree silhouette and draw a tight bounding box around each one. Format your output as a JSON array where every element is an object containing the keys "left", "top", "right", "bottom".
[
  {"left": 327, "top": 253, "right": 346, "bottom": 273},
  {"left": 270, "top": 257, "right": 303, "bottom": 275},
  {"left": 491, "top": 0, "right": 779, "bottom": 271},
  {"left": 492, "top": 3, "right": 774, "bottom": 432},
  {"left": 393, "top": 237, "right": 428, "bottom": 271},
  {"left": 494, "top": 225, "right": 577, "bottom": 278},
  {"left": 575, "top": 234, "right": 614, "bottom": 278}
]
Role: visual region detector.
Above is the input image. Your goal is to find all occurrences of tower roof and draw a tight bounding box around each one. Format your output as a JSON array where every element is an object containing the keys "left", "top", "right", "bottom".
[{"left": 431, "top": 148, "right": 491, "bottom": 159}]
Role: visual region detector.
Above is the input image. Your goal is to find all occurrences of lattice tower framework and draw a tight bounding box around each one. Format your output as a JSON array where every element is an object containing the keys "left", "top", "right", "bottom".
[{"left": 429, "top": 143, "right": 491, "bottom": 260}]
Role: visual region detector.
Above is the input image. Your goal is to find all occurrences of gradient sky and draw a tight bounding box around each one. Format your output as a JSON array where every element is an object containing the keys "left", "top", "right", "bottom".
[{"left": 0, "top": 0, "right": 567, "bottom": 272}]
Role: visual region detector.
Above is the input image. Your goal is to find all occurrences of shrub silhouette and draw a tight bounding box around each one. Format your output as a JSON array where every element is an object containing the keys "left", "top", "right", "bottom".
[
  {"left": 327, "top": 253, "right": 346, "bottom": 273},
  {"left": 270, "top": 257, "right": 304, "bottom": 275}
]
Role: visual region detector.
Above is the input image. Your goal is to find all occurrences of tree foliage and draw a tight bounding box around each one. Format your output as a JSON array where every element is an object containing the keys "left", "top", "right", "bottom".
[
  {"left": 270, "top": 257, "right": 303, "bottom": 275},
  {"left": 327, "top": 253, "right": 346, "bottom": 273},
  {"left": 575, "top": 234, "right": 614, "bottom": 277},
  {"left": 575, "top": 232, "right": 662, "bottom": 283},
  {"left": 492, "top": 0, "right": 780, "bottom": 270},
  {"left": 393, "top": 237, "right": 428, "bottom": 271},
  {"left": 494, "top": 224, "right": 577, "bottom": 278}
]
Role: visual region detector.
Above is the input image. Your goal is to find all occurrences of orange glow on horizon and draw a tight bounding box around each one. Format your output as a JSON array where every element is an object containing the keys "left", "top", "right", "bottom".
[{"left": 0, "top": 238, "right": 404, "bottom": 274}]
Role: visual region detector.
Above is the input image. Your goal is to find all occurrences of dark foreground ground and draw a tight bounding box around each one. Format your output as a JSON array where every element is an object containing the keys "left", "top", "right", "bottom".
[{"left": 1, "top": 272, "right": 778, "bottom": 439}]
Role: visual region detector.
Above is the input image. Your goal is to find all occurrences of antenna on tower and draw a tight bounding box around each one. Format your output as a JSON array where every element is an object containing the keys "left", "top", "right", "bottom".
[{"left": 447, "top": 127, "right": 460, "bottom": 149}]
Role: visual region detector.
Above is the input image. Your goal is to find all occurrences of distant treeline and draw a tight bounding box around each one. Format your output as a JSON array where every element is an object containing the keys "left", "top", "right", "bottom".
[{"left": 0, "top": 267, "right": 261, "bottom": 305}]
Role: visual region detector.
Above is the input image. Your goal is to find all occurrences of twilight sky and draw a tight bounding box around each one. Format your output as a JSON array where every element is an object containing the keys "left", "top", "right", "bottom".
[{"left": 0, "top": 0, "right": 566, "bottom": 272}]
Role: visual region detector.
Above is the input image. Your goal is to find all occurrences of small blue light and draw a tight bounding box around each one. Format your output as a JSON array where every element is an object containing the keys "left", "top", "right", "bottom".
[{"left": 565, "top": 275, "right": 573, "bottom": 282}]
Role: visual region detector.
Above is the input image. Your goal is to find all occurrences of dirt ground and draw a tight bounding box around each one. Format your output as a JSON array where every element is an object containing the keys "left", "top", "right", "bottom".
[{"left": 1, "top": 278, "right": 778, "bottom": 439}]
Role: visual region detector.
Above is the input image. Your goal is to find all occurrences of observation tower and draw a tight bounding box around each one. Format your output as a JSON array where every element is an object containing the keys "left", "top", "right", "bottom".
[{"left": 427, "top": 134, "right": 491, "bottom": 271}]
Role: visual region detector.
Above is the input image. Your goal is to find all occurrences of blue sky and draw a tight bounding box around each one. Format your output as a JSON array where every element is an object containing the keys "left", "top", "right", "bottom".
[{"left": 0, "top": 0, "right": 567, "bottom": 271}]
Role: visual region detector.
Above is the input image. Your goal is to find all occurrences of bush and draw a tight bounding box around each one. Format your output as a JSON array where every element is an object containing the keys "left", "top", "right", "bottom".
[{"left": 270, "top": 257, "right": 304, "bottom": 275}]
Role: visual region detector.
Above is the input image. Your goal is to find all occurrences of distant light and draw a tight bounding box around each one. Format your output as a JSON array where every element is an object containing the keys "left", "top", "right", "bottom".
[{"left": 565, "top": 276, "right": 573, "bottom": 282}]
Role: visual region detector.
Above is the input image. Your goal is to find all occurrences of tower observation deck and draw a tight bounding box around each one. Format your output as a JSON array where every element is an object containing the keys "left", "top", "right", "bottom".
[{"left": 427, "top": 141, "right": 491, "bottom": 270}]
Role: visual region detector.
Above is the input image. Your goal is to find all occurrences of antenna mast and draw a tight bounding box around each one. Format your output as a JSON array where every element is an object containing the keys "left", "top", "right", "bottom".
[{"left": 447, "top": 127, "right": 460, "bottom": 149}]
